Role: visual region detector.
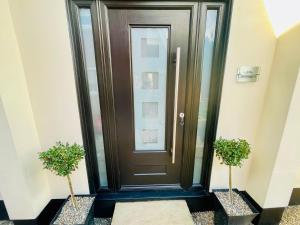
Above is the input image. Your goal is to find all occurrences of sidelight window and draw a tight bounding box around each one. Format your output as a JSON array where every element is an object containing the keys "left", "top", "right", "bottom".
[
  {"left": 79, "top": 8, "right": 108, "bottom": 187},
  {"left": 193, "top": 10, "right": 218, "bottom": 184}
]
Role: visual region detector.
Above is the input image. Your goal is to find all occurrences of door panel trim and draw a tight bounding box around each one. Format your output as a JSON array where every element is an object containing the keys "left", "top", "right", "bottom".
[
  {"left": 120, "top": 184, "right": 182, "bottom": 192},
  {"left": 67, "top": 0, "right": 233, "bottom": 193}
]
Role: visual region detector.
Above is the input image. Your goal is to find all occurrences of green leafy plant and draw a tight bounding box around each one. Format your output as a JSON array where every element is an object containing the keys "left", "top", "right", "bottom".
[
  {"left": 38, "top": 142, "right": 85, "bottom": 209},
  {"left": 214, "top": 138, "right": 251, "bottom": 204}
]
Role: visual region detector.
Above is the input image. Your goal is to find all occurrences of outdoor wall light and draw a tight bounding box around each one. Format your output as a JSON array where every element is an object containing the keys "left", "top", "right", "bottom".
[{"left": 236, "top": 66, "right": 260, "bottom": 83}]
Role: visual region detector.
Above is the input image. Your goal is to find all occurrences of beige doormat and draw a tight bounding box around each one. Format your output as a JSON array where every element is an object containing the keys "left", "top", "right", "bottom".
[{"left": 111, "top": 200, "right": 195, "bottom": 225}]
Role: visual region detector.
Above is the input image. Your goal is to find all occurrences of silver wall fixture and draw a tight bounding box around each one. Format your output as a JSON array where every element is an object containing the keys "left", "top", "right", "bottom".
[{"left": 236, "top": 66, "right": 260, "bottom": 82}]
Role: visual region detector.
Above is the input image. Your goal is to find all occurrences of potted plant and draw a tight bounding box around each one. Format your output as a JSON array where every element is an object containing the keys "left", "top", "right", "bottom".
[
  {"left": 213, "top": 138, "right": 259, "bottom": 225},
  {"left": 39, "top": 142, "right": 95, "bottom": 225}
]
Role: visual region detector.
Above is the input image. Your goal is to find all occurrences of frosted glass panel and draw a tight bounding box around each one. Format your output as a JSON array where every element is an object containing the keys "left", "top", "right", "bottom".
[
  {"left": 131, "top": 28, "right": 168, "bottom": 151},
  {"left": 142, "top": 129, "right": 158, "bottom": 144},
  {"left": 79, "top": 9, "right": 108, "bottom": 187},
  {"left": 142, "top": 102, "right": 158, "bottom": 118},
  {"left": 193, "top": 10, "right": 218, "bottom": 184},
  {"left": 142, "top": 72, "right": 159, "bottom": 89},
  {"left": 141, "top": 38, "right": 160, "bottom": 57}
]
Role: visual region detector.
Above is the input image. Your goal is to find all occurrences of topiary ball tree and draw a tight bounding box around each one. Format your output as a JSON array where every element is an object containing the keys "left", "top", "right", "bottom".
[
  {"left": 38, "top": 142, "right": 85, "bottom": 209},
  {"left": 214, "top": 138, "right": 251, "bottom": 204}
]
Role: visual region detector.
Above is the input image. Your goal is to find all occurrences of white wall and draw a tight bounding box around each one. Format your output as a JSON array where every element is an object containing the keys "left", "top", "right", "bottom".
[
  {"left": 264, "top": 69, "right": 300, "bottom": 207},
  {"left": 295, "top": 172, "right": 300, "bottom": 188},
  {"left": 210, "top": 0, "right": 276, "bottom": 190},
  {"left": 0, "top": 0, "right": 50, "bottom": 219},
  {"left": 0, "top": 99, "right": 37, "bottom": 219},
  {"left": 247, "top": 24, "right": 300, "bottom": 208},
  {"left": 8, "top": 0, "right": 89, "bottom": 198}
]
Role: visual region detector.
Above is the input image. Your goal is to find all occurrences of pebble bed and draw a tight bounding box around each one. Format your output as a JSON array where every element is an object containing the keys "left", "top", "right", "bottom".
[
  {"left": 192, "top": 211, "right": 214, "bottom": 225},
  {"left": 53, "top": 196, "right": 95, "bottom": 225},
  {"left": 215, "top": 191, "right": 253, "bottom": 216},
  {"left": 94, "top": 218, "right": 112, "bottom": 225},
  {"left": 279, "top": 205, "right": 300, "bottom": 225},
  {"left": 191, "top": 211, "right": 228, "bottom": 225},
  {"left": 0, "top": 221, "right": 13, "bottom": 225}
]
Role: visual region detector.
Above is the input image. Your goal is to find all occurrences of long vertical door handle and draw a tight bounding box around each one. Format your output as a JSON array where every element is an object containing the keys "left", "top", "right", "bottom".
[{"left": 171, "top": 47, "right": 181, "bottom": 164}]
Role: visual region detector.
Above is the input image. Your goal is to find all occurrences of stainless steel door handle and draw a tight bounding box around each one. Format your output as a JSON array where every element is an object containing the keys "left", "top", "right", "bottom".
[{"left": 171, "top": 47, "right": 181, "bottom": 164}]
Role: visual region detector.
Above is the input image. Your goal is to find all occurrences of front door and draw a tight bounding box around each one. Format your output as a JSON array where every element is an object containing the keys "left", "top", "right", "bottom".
[
  {"left": 68, "top": 0, "right": 231, "bottom": 192},
  {"left": 108, "top": 8, "right": 191, "bottom": 186}
]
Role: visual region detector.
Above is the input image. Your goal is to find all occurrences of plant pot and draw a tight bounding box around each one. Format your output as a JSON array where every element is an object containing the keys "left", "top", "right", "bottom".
[
  {"left": 50, "top": 195, "right": 95, "bottom": 225},
  {"left": 213, "top": 189, "right": 259, "bottom": 225}
]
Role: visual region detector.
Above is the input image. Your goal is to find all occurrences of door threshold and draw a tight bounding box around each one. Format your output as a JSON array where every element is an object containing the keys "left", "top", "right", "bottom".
[
  {"left": 94, "top": 188, "right": 213, "bottom": 218},
  {"left": 96, "top": 188, "right": 208, "bottom": 201}
]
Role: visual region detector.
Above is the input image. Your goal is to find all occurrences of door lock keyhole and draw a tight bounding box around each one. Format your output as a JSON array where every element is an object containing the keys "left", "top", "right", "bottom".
[{"left": 179, "top": 113, "right": 185, "bottom": 126}]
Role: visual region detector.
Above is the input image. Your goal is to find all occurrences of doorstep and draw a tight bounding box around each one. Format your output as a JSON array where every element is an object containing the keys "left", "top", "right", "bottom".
[{"left": 111, "top": 200, "right": 194, "bottom": 225}]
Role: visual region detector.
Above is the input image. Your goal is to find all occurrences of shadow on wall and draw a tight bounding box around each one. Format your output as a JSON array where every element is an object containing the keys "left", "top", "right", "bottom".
[
  {"left": 0, "top": 192, "right": 9, "bottom": 220},
  {"left": 289, "top": 188, "right": 300, "bottom": 206}
]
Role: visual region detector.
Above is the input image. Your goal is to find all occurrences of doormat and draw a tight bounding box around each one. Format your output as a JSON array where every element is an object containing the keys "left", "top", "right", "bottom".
[{"left": 111, "top": 200, "right": 195, "bottom": 225}]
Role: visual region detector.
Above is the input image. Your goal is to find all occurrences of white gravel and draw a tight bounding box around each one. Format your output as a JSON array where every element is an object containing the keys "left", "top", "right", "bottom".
[
  {"left": 192, "top": 211, "right": 214, "bottom": 225},
  {"left": 215, "top": 191, "right": 254, "bottom": 216},
  {"left": 0, "top": 221, "right": 13, "bottom": 225},
  {"left": 191, "top": 211, "right": 227, "bottom": 225},
  {"left": 94, "top": 218, "right": 112, "bottom": 225},
  {"left": 279, "top": 205, "right": 300, "bottom": 225},
  {"left": 53, "top": 196, "right": 95, "bottom": 225}
]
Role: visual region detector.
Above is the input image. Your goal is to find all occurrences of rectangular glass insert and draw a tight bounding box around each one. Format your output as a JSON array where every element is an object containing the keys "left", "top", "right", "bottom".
[
  {"left": 142, "top": 72, "right": 159, "bottom": 89},
  {"left": 142, "top": 129, "right": 159, "bottom": 144},
  {"left": 193, "top": 10, "right": 218, "bottom": 184},
  {"left": 141, "top": 38, "right": 160, "bottom": 57},
  {"left": 142, "top": 102, "right": 158, "bottom": 118},
  {"left": 79, "top": 9, "right": 108, "bottom": 187},
  {"left": 131, "top": 27, "right": 168, "bottom": 151}
]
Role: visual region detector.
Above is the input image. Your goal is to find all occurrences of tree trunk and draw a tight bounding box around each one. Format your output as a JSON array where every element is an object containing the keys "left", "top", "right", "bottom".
[
  {"left": 67, "top": 174, "right": 78, "bottom": 210},
  {"left": 229, "top": 165, "right": 233, "bottom": 204}
]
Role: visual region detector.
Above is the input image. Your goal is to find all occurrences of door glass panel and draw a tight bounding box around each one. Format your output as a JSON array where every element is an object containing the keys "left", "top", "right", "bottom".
[
  {"left": 79, "top": 9, "right": 108, "bottom": 187},
  {"left": 131, "top": 28, "right": 168, "bottom": 151},
  {"left": 142, "top": 72, "right": 159, "bottom": 89},
  {"left": 142, "top": 102, "right": 158, "bottom": 118},
  {"left": 193, "top": 10, "right": 218, "bottom": 184}
]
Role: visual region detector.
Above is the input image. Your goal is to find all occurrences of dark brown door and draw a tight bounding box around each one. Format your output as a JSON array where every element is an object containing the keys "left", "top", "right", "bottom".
[{"left": 108, "top": 8, "right": 191, "bottom": 186}]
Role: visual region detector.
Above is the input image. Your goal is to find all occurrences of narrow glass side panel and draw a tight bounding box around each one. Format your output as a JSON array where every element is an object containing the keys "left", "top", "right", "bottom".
[
  {"left": 131, "top": 28, "right": 168, "bottom": 151},
  {"left": 79, "top": 9, "right": 108, "bottom": 187},
  {"left": 193, "top": 10, "right": 218, "bottom": 184}
]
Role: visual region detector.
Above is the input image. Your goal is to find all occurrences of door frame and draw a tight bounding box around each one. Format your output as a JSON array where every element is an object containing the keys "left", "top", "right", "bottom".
[{"left": 66, "top": 0, "right": 233, "bottom": 193}]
